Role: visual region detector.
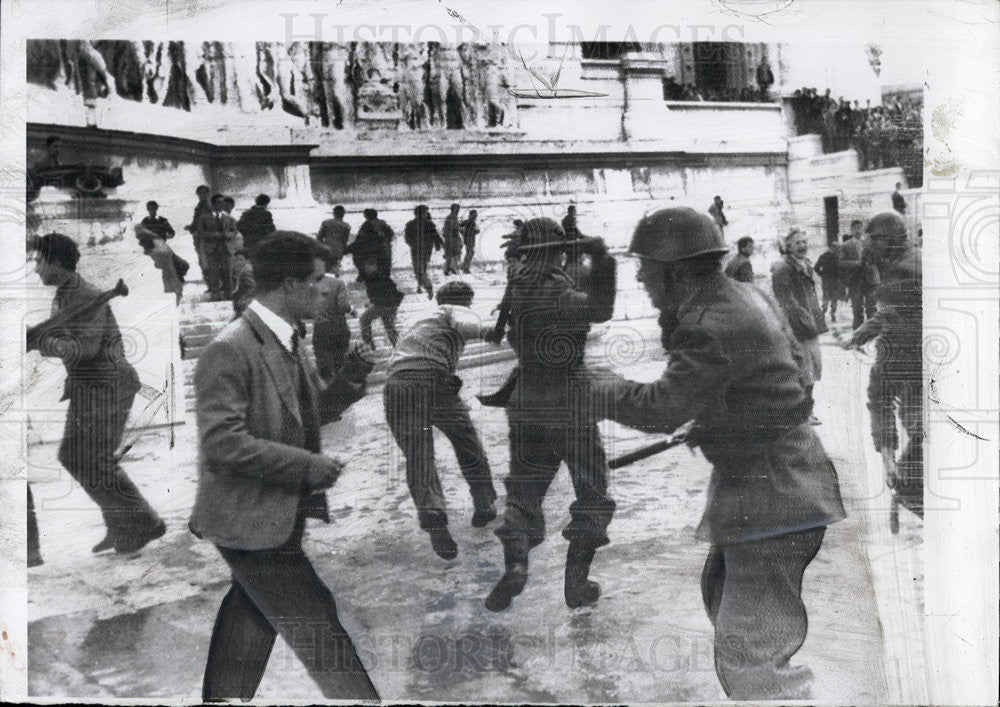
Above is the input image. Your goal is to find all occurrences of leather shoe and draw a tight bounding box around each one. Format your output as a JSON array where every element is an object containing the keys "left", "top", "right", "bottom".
[
  {"left": 115, "top": 519, "right": 166, "bottom": 555},
  {"left": 92, "top": 534, "right": 116, "bottom": 554},
  {"left": 428, "top": 527, "right": 458, "bottom": 560},
  {"left": 471, "top": 503, "right": 497, "bottom": 528}
]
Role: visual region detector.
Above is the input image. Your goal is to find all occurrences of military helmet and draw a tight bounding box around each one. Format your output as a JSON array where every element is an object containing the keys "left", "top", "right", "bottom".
[
  {"left": 518, "top": 217, "right": 566, "bottom": 249},
  {"left": 865, "top": 211, "right": 907, "bottom": 239},
  {"left": 629, "top": 207, "right": 727, "bottom": 262}
]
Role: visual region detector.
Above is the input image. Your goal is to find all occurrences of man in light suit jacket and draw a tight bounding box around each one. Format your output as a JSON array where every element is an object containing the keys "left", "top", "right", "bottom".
[{"left": 190, "top": 231, "right": 380, "bottom": 702}]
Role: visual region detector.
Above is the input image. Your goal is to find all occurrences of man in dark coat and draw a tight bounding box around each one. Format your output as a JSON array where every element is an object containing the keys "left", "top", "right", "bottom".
[
  {"left": 813, "top": 241, "right": 841, "bottom": 322},
  {"left": 590, "top": 208, "right": 845, "bottom": 701},
  {"left": 442, "top": 203, "right": 463, "bottom": 275},
  {"left": 30, "top": 233, "right": 165, "bottom": 555},
  {"left": 317, "top": 205, "right": 352, "bottom": 269},
  {"left": 185, "top": 184, "right": 213, "bottom": 293},
  {"left": 851, "top": 212, "right": 923, "bottom": 519},
  {"left": 346, "top": 208, "right": 393, "bottom": 281},
  {"left": 708, "top": 195, "right": 729, "bottom": 236},
  {"left": 236, "top": 193, "right": 276, "bottom": 254},
  {"left": 190, "top": 232, "right": 379, "bottom": 701},
  {"left": 724, "top": 236, "right": 755, "bottom": 283},
  {"left": 484, "top": 218, "right": 617, "bottom": 613},
  {"left": 459, "top": 209, "right": 480, "bottom": 274},
  {"left": 840, "top": 220, "right": 877, "bottom": 329},
  {"left": 403, "top": 204, "right": 443, "bottom": 298},
  {"left": 771, "top": 228, "right": 827, "bottom": 422}
]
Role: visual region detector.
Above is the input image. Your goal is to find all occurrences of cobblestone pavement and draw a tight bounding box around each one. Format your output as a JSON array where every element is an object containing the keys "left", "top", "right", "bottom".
[{"left": 26, "top": 310, "right": 921, "bottom": 702}]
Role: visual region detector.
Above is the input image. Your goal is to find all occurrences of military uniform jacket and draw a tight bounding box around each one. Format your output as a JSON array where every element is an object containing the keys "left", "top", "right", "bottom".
[
  {"left": 595, "top": 274, "right": 845, "bottom": 543},
  {"left": 506, "top": 252, "right": 616, "bottom": 413}
]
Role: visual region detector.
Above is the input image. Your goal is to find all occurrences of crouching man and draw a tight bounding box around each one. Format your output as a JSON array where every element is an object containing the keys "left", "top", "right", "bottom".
[
  {"left": 591, "top": 208, "right": 846, "bottom": 701},
  {"left": 383, "top": 281, "right": 498, "bottom": 560}
]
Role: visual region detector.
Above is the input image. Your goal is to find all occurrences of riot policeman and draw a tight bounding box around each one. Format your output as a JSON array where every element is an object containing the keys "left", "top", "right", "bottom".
[
  {"left": 851, "top": 211, "right": 923, "bottom": 519},
  {"left": 591, "top": 207, "right": 846, "bottom": 700},
  {"left": 484, "top": 217, "right": 618, "bottom": 612}
]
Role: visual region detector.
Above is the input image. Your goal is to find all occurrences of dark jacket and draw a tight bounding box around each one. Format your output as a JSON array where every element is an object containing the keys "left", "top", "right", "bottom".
[
  {"left": 236, "top": 205, "right": 276, "bottom": 251},
  {"left": 724, "top": 253, "right": 753, "bottom": 283},
  {"left": 346, "top": 219, "right": 393, "bottom": 278},
  {"left": 862, "top": 243, "right": 922, "bottom": 451},
  {"left": 317, "top": 218, "right": 351, "bottom": 260},
  {"left": 593, "top": 274, "right": 845, "bottom": 543},
  {"left": 813, "top": 249, "right": 840, "bottom": 284},
  {"left": 189, "top": 308, "right": 368, "bottom": 549},
  {"left": 403, "top": 217, "right": 444, "bottom": 254},
  {"left": 771, "top": 255, "right": 827, "bottom": 341},
  {"left": 137, "top": 216, "right": 175, "bottom": 250},
  {"left": 506, "top": 251, "right": 616, "bottom": 410}
]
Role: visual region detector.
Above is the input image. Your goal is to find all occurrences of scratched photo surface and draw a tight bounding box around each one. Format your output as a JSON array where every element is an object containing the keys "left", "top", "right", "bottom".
[{"left": 1, "top": 1, "right": 997, "bottom": 705}]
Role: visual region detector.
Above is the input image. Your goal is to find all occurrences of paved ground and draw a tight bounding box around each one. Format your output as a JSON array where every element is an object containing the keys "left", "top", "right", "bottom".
[{"left": 25, "top": 306, "right": 922, "bottom": 702}]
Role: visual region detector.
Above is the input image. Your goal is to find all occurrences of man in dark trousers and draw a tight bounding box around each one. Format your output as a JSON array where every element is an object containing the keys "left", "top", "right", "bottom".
[
  {"left": 236, "top": 193, "right": 277, "bottom": 254},
  {"left": 851, "top": 212, "right": 923, "bottom": 520},
  {"left": 346, "top": 208, "right": 393, "bottom": 281},
  {"left": 317, "top": 205, "right": 352, "bottom": 270},
  {"left": 839, "top": 220, "right": 876, "bottom": 329},
  {"left": 459, "top": 209, "right": 480, "bottom": 274},
  {"left": 186, "top": 184, "right": 213, "bottom": 293},
  {"left": 442, "top": 203, "right": 463, "bottom": 275},
  {"left": 590, "top": 208, "right": 845, "bottom": 700},
  {"left": 724, "top": 236, "right": 755, "bottom": 283},
  {"left": 197, "top": 193, "right": 239, "bottom": 301},
  {"left": 30, "top": 233, "right": 166, "bottom": 555},
  {"left": 484, "top": 218, "right": 617, "bottom": 613},
  {"left": 347, "top": 210, "right": 403, "bottom": 347},
  {"left": 813, "top": 240, "right": 841, "bottom": 322},
  {"left": 708, "top": 195, "right": 729, "bottom": 236},
  {"left": 404, "top": 204, "right": 443, "bottom": 298},
  {"left": 190, "top": 231, "right": 380, "bottom": 702},
  {"left": 384, "top": 281, "right": 498, "bottom": 560}
]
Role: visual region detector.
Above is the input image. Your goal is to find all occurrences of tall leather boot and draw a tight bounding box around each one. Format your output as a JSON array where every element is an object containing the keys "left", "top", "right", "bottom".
[
  {"left": 564, "top": 542, "right": 601, "bottom": 608},
  {"left": 485, "top": 534, "right": 529, "bottom": 612}
]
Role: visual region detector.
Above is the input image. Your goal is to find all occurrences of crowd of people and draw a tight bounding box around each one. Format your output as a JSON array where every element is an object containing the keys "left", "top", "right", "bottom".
[
  {"left": 26, "top": 185, "right": 923, "bottom": 703},
  {"left": 789, "top": 88, "right": 923, "bottom": 181}
]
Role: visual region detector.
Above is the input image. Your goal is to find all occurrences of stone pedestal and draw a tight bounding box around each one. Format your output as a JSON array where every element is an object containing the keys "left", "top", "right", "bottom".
[{"left": 620, "top": 55, "right": 672, "bottom": 142}]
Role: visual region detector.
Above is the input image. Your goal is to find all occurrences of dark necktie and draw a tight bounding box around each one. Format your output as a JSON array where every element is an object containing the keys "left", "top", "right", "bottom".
[{"left": 292, "top": 334, "right": 321, "bottom": 453}]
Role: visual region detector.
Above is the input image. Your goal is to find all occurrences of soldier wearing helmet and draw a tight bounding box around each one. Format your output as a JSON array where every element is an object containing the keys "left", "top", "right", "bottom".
[
  {"left": 591, "top": 207, "right": 845, "bottom": 700},
  {"left": 851, "top": 212, "right": 922, "bottom": 519},
  {"left": 484, "top": 217, "right": 618, "bottom": 613}
]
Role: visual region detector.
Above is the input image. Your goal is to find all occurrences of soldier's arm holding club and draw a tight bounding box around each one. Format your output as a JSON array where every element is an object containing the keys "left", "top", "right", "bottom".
[{"left": 592, "top": 324, "right": 730, "bottom": 435}]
